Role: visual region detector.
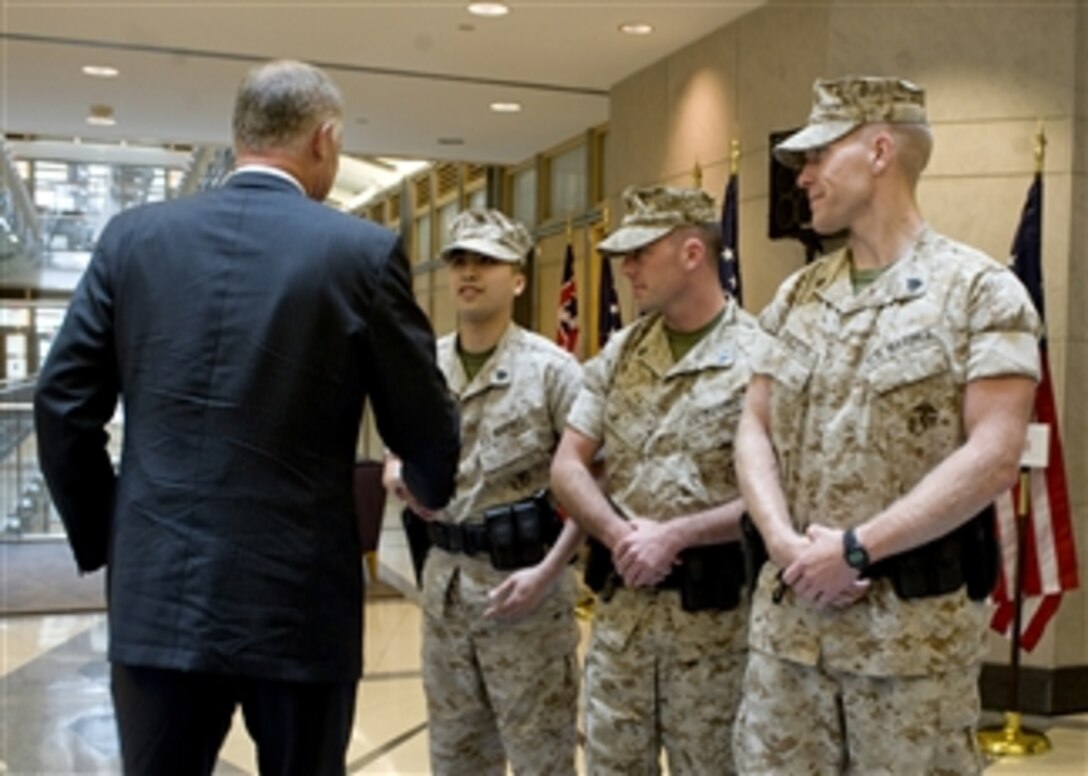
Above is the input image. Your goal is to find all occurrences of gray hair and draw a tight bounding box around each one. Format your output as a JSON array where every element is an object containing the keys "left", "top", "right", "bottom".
[{"left": 232, "top": 60, "right": 344, "bottom": 153}]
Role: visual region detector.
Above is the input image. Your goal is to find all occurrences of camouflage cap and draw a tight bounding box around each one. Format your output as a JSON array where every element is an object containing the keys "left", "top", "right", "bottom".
[
  {"left": 774, "top": 76, "right": 928, "bottom": 168},
  {"left": 597, "top": 185, "right": 717, "bottom": 254},
  {"left": 441, "top": 209, "right": 532, "bottom": 264}
]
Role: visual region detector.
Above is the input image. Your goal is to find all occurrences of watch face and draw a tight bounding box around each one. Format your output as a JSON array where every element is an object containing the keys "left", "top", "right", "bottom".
[
  {"left": 844, "top": 529, "right": 869, "bottom": 570},
  {"left": 846, "top": 546, "right": 868, "bottom": 569}
]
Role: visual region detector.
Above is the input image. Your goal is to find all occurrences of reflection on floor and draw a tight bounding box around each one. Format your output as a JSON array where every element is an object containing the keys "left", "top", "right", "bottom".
[{"left": 1, "top": 512, "right": 1086, "bottom": 774}]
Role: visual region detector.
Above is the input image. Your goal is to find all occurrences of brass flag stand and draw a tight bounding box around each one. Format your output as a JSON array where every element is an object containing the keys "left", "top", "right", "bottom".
[{"left": 977, "top": 124, "right": 1051, "bottom": 758}]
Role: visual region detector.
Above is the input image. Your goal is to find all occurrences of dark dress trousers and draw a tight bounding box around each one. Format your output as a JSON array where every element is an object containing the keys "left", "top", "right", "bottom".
[{"left": 34, "top": 171, "right": 458, "bottom": 697}]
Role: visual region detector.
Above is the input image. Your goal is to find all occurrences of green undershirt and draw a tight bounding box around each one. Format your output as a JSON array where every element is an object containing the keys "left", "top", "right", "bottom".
[
  {"left": 458, "top": 345, "right": 496, "bottom": 382},
  {"left": 664, "top": 308, "right": 725, "bottom": 363},
  {"left": 851, "top": 264, "right": 890, "bottom": 293}
]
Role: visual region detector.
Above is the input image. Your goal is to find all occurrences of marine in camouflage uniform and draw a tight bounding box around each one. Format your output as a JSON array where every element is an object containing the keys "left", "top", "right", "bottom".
[
  {"left": 385, "top": 210, "right": 583, "bottom": 776},
  {"left": 552, "top": 186, "right": 756, "bottom": 775},
  {"left": 733, "top": 77, "right": 1041, "bottom": 775}
]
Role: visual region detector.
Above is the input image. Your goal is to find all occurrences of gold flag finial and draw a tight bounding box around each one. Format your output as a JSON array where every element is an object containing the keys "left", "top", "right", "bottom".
[
  {"left": 565, "top": 214, "right": 573, "bottom": 243},
  {"left": 693, "top": 160, "right": 703, "bottom": 189},
  {"left": 1034, "top": 122, "right": 1046, "bottom": 174},
  {"left": 730, "top": 139, "right": 741, "bottom": 175},
  {"left": 602, "top": 203, "right": 611, "bottom": 232}
]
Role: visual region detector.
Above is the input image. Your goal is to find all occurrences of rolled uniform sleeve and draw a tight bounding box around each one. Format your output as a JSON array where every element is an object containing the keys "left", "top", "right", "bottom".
[
  {"left": 565, "top": 328, "right": 629, "bottom": 442},
  {"left": 750, "top": 270, "right": 809, "bottom": 378},
  {"left": 547, "top": 352, "right": 584, "bottom": 436},
  {"left": 966, "top": 268, "right": 1041, "bottom": 381}
]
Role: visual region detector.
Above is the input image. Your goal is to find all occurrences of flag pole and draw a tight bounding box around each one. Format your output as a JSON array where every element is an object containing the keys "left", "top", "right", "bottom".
[
  {"left": 1034, "top": 122, "right": 1047, "bottom": 175},
  {"left": 693, "top": 160, "right": 703, "bottom": 189},
  {"left": 977, "top": 469, "right": 1052, "bottom": 756},
  {"left": 977, "top": 122, "right": 1051, "bottom": 758}
]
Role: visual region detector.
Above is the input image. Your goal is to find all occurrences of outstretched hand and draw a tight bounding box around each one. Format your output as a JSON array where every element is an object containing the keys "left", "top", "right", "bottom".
[
  {"left": 485, "top": 566, "right": 552, "bottom": 621},
  {"left": 382, "top": 458, "right": 440, "bottom": 520}
]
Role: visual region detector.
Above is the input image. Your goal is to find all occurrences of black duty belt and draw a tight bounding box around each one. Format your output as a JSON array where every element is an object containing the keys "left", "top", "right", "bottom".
[{"left": 427, "top": 520, "right": 489, "bottom": 556}]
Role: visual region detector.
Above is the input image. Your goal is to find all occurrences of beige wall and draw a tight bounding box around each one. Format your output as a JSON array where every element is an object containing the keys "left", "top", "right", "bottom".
[{"left": 606, "top": 0, "right": 1087, "bottom": 669}]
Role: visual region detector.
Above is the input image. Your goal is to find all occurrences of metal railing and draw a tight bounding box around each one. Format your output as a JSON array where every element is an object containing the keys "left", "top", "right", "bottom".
[
  {"left": 0, "top": 141, "right": 43, "bottom": 261},
  {"left": 0, "top": 379, "right": 123, "bottom": 541}
]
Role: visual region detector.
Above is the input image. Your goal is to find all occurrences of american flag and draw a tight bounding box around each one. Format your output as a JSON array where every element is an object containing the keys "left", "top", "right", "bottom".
[
  {"left": 719, "top": 172, "right": 743, "bottom": 304},
  {"left": 989, "top": 172, "right": 1079, "bottom": 652},
  {"left": 597, "top": 253, "right": 622, "bottom": 349},
  {"left": 556, "top": 243, "right": 579, "bottom": 353}
]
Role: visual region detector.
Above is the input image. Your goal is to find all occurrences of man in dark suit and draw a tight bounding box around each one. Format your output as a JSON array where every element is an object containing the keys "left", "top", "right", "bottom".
[{"left": 34, "top": 59, "right": 460, "bottom": 776}]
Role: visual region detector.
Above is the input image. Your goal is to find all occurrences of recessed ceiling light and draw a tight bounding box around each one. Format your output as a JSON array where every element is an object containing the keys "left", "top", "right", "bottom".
[
  {"left": 619, "top": 22, "right": 654, "bottom": 35},
  {"left": 86, "top": 104, "right": 116, "bottom": 126},
  {"left": 468, "top": 3, "right": 509, "bottom": 18},
  {"left": 490, "top": 101, "right": 522, "bottom": 113},
  {"left": 82, "top": 65, "right": 119, "bottom": 78},
  {"left": 437, "top": 137, "right": 465, "bottom": 146}
]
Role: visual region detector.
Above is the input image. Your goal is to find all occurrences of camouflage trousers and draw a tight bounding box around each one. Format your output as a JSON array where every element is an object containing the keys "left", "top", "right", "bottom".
[
  {"left": 583, "top": 588, "right": 747, "bottom": 776},
  {"left": 733, "top": 649, "right": 984, "bottom": 775},
  {"left": 422, "top": 569, "right": 579, "bottom": 776}
]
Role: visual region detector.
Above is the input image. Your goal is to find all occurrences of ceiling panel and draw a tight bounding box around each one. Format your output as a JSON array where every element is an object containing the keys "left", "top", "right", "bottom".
[{"left": 1, "top": 1, "right": 762, "bottom": 163}]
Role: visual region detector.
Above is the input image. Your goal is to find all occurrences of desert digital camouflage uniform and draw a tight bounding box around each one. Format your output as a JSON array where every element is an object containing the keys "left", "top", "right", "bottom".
[
  {"left": 422, "top": 322, "right": 581, "bottom": 776},
  {"left": 735, "top": 230, "right": 1040, "bottom": 775},
  {"left": 566, "top": 298, "right": 757, "bottom": 775}
]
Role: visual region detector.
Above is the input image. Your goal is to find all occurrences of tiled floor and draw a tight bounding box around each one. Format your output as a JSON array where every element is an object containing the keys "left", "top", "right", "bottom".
[{"left": 2, "top": 513, "right": 1086, "bottom": 775}]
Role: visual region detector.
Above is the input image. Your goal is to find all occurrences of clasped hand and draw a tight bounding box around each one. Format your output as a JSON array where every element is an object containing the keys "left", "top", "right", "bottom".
[
  {"left": 612, "top": 517, "right": 678, "bottom": 588},
  {"left": 781, "top": 524, "right": 870, "bottom": 609}
]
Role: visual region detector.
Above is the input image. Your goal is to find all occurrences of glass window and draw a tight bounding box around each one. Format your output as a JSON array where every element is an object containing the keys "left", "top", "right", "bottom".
[
  {"left": 468, "top": 187, "right": 486, "bottom": 212},
  {"left": 512, "top": 168, "right": 537, "bottom": 228},
  {"left": 0, "top": 308, "right": 30, "bottom": 327},
  {"left": 5, "top": 333, "right": 27, "bottom": 380},
  {"left": 549, "top": 144, "right": 587, "bottom": 219},
  {"left": 25, "top": 158, "right": 185, "bottom": 274},
  {"left": 437, "top": 201, "right": 459, "bottom": 246},
  {"left": 413, "top": 214, "right": 432, "bottom": 264}
]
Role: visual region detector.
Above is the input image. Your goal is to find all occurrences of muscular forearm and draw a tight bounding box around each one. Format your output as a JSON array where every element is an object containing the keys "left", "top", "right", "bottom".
[
  {"left": 550, "top": 451, "right": 627, "bottom": 549},
  {"left": 857, "top": 436, "right": 1020, "bottom": 564},
  {"left": 664, "top": 497, "right": 746, "bottom": 549},
  {"left": 535, "top": 518, "right": 584, "bottom": 582},
  {"left": 735, "top": 386, "right": 803, "bottom": 566}
]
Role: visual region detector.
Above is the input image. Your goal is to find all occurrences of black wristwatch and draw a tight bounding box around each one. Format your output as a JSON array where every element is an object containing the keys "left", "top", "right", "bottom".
[{"left": 843, "top": 527, "right": 870, "bottom": 572}]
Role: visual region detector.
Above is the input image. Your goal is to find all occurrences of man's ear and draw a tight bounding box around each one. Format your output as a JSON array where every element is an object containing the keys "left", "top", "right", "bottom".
[
  {"left": 512, "top": 269, "right": 527, "bottom": 297},
  {"left": 312, "top": 120, "right": 337, "bottom": 160},
  {"left": 871, "top": 131, "right": 894, "bottom": 174},
  {"left": 680, "top": 235, "right": 705, "bottom": 270}
]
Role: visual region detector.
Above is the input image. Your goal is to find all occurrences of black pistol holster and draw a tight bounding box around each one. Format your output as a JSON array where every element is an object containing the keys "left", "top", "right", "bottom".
[
  {"left": 583, "top": 535, "right": 614, "bottom": 597},
  {"left": 677, "top": 542, "right": 745, "bottom": 612},
  {"left": 424, "top": 491, "right": 562, "bottom": 572},
  {"left": 865, "top": 503, "right": 999, "bottom": 601},
  {"left": 483, "top": 490, "right": 562, "bottom": 571},
  {"left": 583, "top": 534, "right": 745, "bottom": 613},
  {"left": 739, "top": 513, "right": 769, "bottom": 592},
  {"left": 401, "top": 507, "right": 433, "bottom": 589}
]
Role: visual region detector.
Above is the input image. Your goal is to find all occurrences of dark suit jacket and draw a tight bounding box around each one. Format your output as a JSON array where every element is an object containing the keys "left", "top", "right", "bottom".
[{"left": 34, "top": 171, "right": 459, "bottom": 682}]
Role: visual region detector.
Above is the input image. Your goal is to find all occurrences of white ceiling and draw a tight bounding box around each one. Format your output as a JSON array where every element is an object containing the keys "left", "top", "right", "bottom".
[{"left": 1, "top": 1, "right": 761, "bottom": 165}]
